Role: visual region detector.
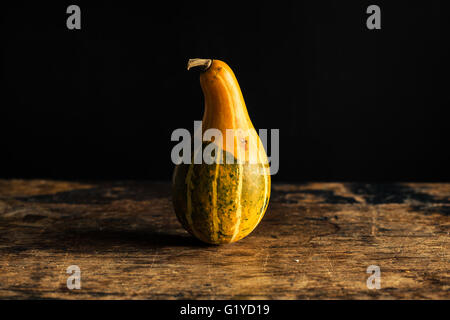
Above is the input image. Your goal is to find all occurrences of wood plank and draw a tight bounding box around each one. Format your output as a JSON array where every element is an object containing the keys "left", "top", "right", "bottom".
[{"left": 0, "top": 180, "right": 448, "bottom": 299}]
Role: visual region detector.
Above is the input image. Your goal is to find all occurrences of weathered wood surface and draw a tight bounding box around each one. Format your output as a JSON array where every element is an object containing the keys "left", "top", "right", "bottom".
[{"left": 0, "top": 180, "right": 448, "bottom": 299}]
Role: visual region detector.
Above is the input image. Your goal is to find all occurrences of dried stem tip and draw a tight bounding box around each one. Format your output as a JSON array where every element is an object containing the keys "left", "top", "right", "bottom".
[{"left": 187, "top": 58, "right": 212, "bottom": 71}]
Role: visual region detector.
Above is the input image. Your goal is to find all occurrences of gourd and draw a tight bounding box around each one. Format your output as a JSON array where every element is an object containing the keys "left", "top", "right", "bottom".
[{"left": 172, "top": 59, "right": 271, "bottom": 244}]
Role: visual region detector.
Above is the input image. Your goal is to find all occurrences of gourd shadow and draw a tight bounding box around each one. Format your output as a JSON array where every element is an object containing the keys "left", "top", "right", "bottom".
[
  {"left": 43, "top": 224, "right": 212, "bottom": 254},
  {"left": 12, "top": 182, "right": 218, "bottom": 251}
]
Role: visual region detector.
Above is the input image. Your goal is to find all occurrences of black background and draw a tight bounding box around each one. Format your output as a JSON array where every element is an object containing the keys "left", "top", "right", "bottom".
[{"left": 2, "top": 0, "right": 449, "bottom": 182}]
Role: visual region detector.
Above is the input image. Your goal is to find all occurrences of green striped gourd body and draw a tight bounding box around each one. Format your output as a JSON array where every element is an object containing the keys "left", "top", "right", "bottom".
[{"left": 172, "top": 146, "right": 270, "bottom": 244}]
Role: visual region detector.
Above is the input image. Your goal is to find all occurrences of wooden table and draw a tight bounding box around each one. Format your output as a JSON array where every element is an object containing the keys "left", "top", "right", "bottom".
[{"left": 0, "top": 180, "right": 448, "bottom": 299}]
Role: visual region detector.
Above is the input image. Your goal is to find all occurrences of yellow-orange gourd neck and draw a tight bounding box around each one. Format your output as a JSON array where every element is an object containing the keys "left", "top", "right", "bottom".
[
  {"left": 196, "top": 60, "right": 265, "bottom": 163},
  {"left": 200, "top": 60, "right": 253, "bottom": 133}
]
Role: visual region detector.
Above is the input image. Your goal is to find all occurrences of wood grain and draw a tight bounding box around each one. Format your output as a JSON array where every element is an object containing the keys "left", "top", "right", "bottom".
[{"left": 0, "top": 180, "right": 448, "bottom": 299}]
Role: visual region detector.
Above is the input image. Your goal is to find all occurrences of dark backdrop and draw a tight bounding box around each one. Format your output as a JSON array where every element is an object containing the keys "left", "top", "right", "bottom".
[{"left": 2, "top": 1, "right": 448, "bottom": 182}]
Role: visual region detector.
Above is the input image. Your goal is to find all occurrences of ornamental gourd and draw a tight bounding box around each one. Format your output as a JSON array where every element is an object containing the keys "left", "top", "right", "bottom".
[{"left": 172, "top": 59, "right": 271, "bottom": 244}]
